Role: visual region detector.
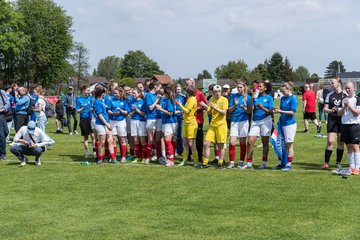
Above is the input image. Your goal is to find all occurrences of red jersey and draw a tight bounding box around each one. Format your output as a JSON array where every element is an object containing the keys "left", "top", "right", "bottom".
[
  {"left": 195, "top": 90, "right": 207, "bottom": 124},
  {"left": 302, "top": 90, "right": 316, "bottom": 112}
]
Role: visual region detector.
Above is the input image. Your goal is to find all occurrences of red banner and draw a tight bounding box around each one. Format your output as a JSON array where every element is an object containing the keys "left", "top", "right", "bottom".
[{"left": 45, "top": 96, "right": 59, "bottom": 104}]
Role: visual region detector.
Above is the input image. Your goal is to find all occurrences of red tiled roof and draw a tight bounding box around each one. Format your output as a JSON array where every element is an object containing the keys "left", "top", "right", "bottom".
[{"left": 152, "top": 75, "right": 172, "bottom": 84}]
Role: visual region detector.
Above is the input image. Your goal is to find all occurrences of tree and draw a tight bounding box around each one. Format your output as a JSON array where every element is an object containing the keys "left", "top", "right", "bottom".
[
  {"left": 265, "top": 52, "right": 284, "bottom": 82},
  {"left": 92, "top": 68, "right": 97, "bottom": 76},
  {"left": 197, "top": 69, "right": 212, "bottom": 80},
  {"left": 311, "top": 73, "right": 319, "bottom": 78},
  {"left": 324, "top": 60, "right": 346, "bottom": 78},
  {"left": 247, "top": 69, "right": 263, "bottom": 83},
  {"left": 118, "top": 77, "right": 136, "bottom": 88},
  {"left": 119, "top": 50, "right": 164, "bottom": 78},
  {"left": 214, "top": 60, "right": 248, "bottom": 81},
  {"left": 253, "top": 63, "right": 269, "bottom": 80},
  {"left": 294, "top": 66, "right": 310, "bottom": 82},
  {"left": 282, "top": 57, "right": 294, "bottom": 82},
  {"left": 0, "top": 0, "right": 28, "bottom": 84},
  {"left": 70, "top": 41, "right": 90, "bottom": 89},
  {"left": 97, "top": 55, "right": 122, "bottom": 80},
  {"left": 16, "top": 0, "right": 73, "bottom": 87}
]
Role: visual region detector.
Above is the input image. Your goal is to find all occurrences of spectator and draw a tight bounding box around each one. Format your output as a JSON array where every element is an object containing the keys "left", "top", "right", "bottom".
[
  {"left": 302, "top": 84, "right": 321, "bottom": 133},
  {"left": 14, "top": 86, "right": 30, "bottom": 132},
  {"left": 34, "top": 89, "right": 48, "bottom": 132},
  {"left": 0, "top": 86, "right": 11, "bottom": 160},
  {"left": 223, "top": 84, "right": 232, "bottom": 129},
  {"left": 4, "top": 85, "right": 14, "bottom": 143},
  {"left": 10, "top": 120, "right": 54, "bottom": 166},
  {"left": 64, "top": 86, "right": 78, "bottom": 135},
  {"left": 55, "top": 97, "right": 65, "bottom": 133},
  {"left": 316, "top": 85, "right": 328, "bottom": 124},
  {"left": 174, "top": 84, "right": 186, "bottom": 156}
]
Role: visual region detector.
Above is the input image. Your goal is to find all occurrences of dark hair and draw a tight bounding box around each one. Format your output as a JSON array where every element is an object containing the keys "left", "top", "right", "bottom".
[
  {"left": 133, "top": 87, "right": 144, "bottom": 99},
  {"left": 186, "top": 86, "right": 196, "bottom": 97},
  {"left": 208, "top": 84, "right": 215, "bottom": 91},
  {"left": 148, "top": 80, "right": 161, "bottom": 91},
  {"left": 81, "top": 85, "right": 88, "bottom": 91},
  {"left": 94, "top": 85, "right": 106, "bottom": 99},
  {"left": 136, "top": 82, "right": 144, "bottom": 87},
  {"left": 113, "top": 88, "right": 126, "bottom": 100},
  {"left": 164, "top": 86, "right": 174, "bottom": 101}
]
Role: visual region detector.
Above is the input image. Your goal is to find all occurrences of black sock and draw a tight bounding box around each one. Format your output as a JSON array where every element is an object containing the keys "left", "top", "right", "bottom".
[
  {"left": 336, "top": 149, "right": 344, "bottom": 163},
  {"left": 325, "top": 149, "right": 332, "bottom": 163}
]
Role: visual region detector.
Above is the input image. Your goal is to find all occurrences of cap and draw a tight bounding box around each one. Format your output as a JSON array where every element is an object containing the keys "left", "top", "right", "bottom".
[
  {"left": 27, "top": 121, "right": 36, "bottom": 134},
  {"left": 213, "top": 85, "right": 222, "bottom": 91},
  {"left": 223, "top": 84, "right": 230, "bottom": 89},
  {"left": 68, "top": 86, "right": 74, "bottom": 89}
]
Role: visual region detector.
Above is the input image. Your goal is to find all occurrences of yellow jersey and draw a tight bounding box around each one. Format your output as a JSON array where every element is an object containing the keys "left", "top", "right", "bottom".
[
  {"left": 208, "top": 96, "right": 228, "bottom": 127},
  {"left": 183, "top": 96, "right": 198, "bottom": 125}
]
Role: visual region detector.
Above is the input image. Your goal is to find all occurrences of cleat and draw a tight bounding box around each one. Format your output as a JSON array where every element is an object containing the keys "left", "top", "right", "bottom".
[
  {"left": 227, "top": 162, "right": 235, "bottom": 169},
  {"left": 336, "top": 162, "right": 342, "bottom": 169},
  {"left": 195, "top": 163, "right": 208, "bottom": 169},
  {"left": 317, "top": 125, "right": 321, "bottom": 133},
  {"left": 96, "top": 160, "right": 103, "bottom": 165},
  {"left": 165, "top": 161, "right": 174, "bottom": 167},
  {"left": 35, "top": 159, "right": 41, "bottom": 166},
  {"left": 144, "top": 159, "right": 150, "bottom": 165},
  {"left": 132, "top": 158, "right": 140, "bottom": 163},
  {"left": 322, "top": 162, "right": 329, "bottom": 169},
  {"left": 215, "top": 164, "right": 224, "bottom": 169},
  {"left": 239, "top": 164, "right": 252, "bottom": 170},
  {"left": 281, "top": 165, "right": 292, "bottom": 171},
  {"left": 272, "top": 164, "right": 283, "bottom": 170},
  {"left": 303, "top": 129, "right": 309, "bottom": 133},
  {"left": 178, "top": 160, "right": 187, "bottom": 166},
  {"left": 126, "top": 155, "right": 135, "bottom": 161},
  {"left": 258, "top": 163, "right": 267, "bottom": 169}
]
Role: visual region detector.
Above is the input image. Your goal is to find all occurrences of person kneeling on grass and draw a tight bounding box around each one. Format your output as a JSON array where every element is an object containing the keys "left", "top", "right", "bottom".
[
  {"left": 199, "top": 85, "right": 228, "bottom": 169},
  {"left": 10, "top": 121, "right": 55, "bottom": 167}
]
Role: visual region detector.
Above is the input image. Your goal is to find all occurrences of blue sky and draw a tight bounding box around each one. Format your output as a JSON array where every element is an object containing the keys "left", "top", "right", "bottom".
[{"left": 54, "top": 0, "right": 360, "bottom": 78}]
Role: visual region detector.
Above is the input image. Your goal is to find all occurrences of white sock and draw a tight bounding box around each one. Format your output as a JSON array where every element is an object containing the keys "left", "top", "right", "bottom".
[
  {"left": 247, "top": 162, "right": 252, "bottom": 167},
  {"left": 348, "top": 152, "right": 355, "bottom": 169},
  {"left": 162, "top": 150, "right": 166, "bottom": 158},
  {"left": 355, "top": 152, "right": 360, "bottom": 170}
]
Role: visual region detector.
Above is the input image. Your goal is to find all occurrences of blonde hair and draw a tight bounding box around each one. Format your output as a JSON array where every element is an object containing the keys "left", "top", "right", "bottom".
[{"left": 281, "top": 82, "right": 294, "bottom": 92}]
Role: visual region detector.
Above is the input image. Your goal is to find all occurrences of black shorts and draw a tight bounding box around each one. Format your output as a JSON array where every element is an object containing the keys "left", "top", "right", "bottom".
[
  {"left": 303, "top": 112, "right": 316, "bottom": 120},
  {"left": 327, "top": 120, "right": 342, "bottom": 133},
  {"left": 340, "top": 124, "right": 360, "bottom": 144},
  {"left": 80, "top": 118, "right": 92, "bottom": 136}
]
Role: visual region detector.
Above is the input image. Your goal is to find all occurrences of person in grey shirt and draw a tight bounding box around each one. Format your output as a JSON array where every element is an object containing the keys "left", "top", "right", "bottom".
[{"left": 64, "top": 86, "right": 78, "bottom": 135}]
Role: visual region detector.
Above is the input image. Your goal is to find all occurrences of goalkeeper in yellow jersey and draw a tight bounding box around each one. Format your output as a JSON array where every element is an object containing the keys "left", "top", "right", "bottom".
[
  {"left": 175, "top": 86, "right": 199, "bottom": 166},
  {"left": 198, "top": 85, "right": 228, "bottom": 169}
]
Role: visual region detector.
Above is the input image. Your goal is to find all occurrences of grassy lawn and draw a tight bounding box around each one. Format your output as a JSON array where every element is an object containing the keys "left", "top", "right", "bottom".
[{"left": 1, "top": 97, "right": 359, "bottom": 240}]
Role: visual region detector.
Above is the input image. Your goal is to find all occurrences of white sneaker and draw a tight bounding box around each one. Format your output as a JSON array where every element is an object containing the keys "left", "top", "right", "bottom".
[
  {"left": 178, "top": 160, "right": 187, "bottom": 166},
  {"left": 36, "top": 159, "right": 41, "bottom": 166},
  {"left": 19, "top": 161, "right": 26, "bottom": 167},
  {"left": 240, "top": 164, "right": 252, "bottom": 170},
  {"left": 259, "top": 162, "right": 267, "bottom": 169},
  {"left": 144, "top": 159, "right": 150, "bottom": 165},
  {"left": 84, "top": 151, "right": 89, "bottom": 159},
  {"left": 69, "top": 132, "right": 73, "bottom": 135},
  {"left": 74, "top": 130, "right": 79, "bottom": 135},
  {"left": 151, "top": 155, "right": 157, "bottom": 161},
  {"left": 166, "top": 161, "right": 174, "bottom": 167},
  {"left": 121, "top": 158, "right": 127, "bottom": 163},
  {"left": 227, "top": 162, "right": 235, "bottom": 169}
]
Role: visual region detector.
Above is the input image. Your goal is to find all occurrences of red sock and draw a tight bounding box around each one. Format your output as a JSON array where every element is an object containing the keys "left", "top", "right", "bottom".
[
  {"left": 146, "top": 144, "right": 153, "bottom": 159},
  {"left": 156, "top": 141, "right": 162, "bottom": 159},
  {"left": 247, "top": 158, "right": 253, "bottom": 163},
  {"left": 113, "top": 146, "right": 117, "bottom": 158},
  {"left": 165, "top": 140, "right": 174, "bottom": 162},
  {"left": 215, "top": 148, "right": 220, "bottom": 158},
  {"left": 240, "top": 143, "right": 246, "bottom": 161},
  {"left": 288, "top": 156, "right": 293, "bottom": 163},
  {"left": 229, "top": 144, "right": 236, "bottom": 162},
  {"left": 262, "top": 156, "right": 268, "bottom": 161},
  {"left": 130, "top": 148, "right": 134, "bottom": 156},
  {"left": 134, "top": 144, "right": 141, "bottom": 158},
  {"left": 142, "top": 145, "right": 147, "bottom": 159},
  {"left": 105, "top": 141, "right": 109, "bottom": 158},
  {"left": 121, "top": 145, "right": 127, "bottom": 159},
  {"left": 98, "top": 154, "right": 103, "bottom": 161},
  {"left": 171, "top": 140, "right": 176, "bottom": 153},
  {"left": 95, "top": 142, "right": 100, "bottom": 159},
  {"left": 110, "top": 152, "right": 116, "bottom": 160}
]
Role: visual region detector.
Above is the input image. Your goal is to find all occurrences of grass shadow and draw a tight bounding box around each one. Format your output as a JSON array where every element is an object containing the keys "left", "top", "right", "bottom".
[{"left": 294, "top": 162, "right": 322, "bottom": 170}]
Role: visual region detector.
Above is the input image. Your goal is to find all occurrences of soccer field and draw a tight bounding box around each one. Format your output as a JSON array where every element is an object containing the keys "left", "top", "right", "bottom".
[{"left": 1, "top": 97, "right": 359, "bottom": 240}]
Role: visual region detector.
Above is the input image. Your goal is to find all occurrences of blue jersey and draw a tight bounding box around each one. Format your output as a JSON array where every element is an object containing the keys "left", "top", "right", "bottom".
[
  {"left": 94, "top": 99, "right": 109, "bottom": 125},
  {"left": 131, "top": 99, "right": 146, "bottom": 121},
  {"left": 76, "top": 95, "right": 93, "bottom": 119},
  {"left": 253, "top": 94, "right": 274, "bottom": 121},
  {"left": 279, "top": 94, "right": 298, "bottom": 126},
  {"left": 109, "top": 98, "right": 128, "bottom": 121},
  {"left": 145, "top": 92, "right": 159, "bottom": 120},
  {"left": 104, "top": 94, "right": 115, "bottom": 109},
  {"left": 175, "top": 95, "right": 186, "bottom": 117},
  {"left": 161, "top": 98, "right": 176, "bottom": 124},
  {"left": 229, "top": 93, "right": 251, "bottom": 122}
]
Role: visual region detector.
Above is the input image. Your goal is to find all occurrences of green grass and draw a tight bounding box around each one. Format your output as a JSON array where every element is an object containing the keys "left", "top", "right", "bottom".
[{"left": 1, "top": 97, "right": 359, "bottom": 240}]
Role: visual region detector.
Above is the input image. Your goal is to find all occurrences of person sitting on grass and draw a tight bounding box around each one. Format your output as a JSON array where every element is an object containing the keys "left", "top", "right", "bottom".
[{"left": 10, "top": 121, "right": 54, "bottom": 167}]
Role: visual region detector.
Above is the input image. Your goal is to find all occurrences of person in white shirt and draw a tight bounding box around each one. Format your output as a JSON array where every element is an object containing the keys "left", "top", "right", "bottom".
[
  {"left": 338, "top": 82, "right": 360, "bottom": 175},
  {"left": 10, "top": 121, "right": 54, "bottom": 167},
  {"left": 34, "top": 89, "right": 47, "bottom": 132}
]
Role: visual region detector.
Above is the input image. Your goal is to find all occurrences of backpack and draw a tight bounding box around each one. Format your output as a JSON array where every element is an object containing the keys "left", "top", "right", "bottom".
[
  {"left": 43, "top": 98, "right": 55, "bottom": 118},
  {"left": 27, "top": 95, "right": 36, "bottom": 115}
]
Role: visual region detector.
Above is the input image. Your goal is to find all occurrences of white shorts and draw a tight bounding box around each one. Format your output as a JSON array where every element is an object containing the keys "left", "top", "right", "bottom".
[
  {"left": 126, "top": 116, "right": 131, "bottom": 134},
  {"left": 110, "top": 119, "right": 127, "bottom": 137},
  {"left": 249, "top": 116, "right": 273, "bottom": 137},
  {"left": 146, "top": 119, "right": 162, "bottom": 131},
  {"left": 91, "top": 118, "right": 96, "bottom": 130},
  {"left": 162, "top": 123, "right": 177, "bottom": 136},
  {"left": 230, "top": 121, "right": 249, "bottom": 138},
  {"left": 95, "top": 124, "right": 110, "bottom": 136},
  {"left": 131, "top": 120, "right": 147, "bottom": 137},
  {"left": 283, "top": 123, "right": 297, "bottom": 143}
]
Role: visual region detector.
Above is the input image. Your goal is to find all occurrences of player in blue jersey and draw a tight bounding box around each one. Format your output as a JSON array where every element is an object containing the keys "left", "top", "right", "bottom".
[
  {"left": 122, "top": 84, "right": 135, "bottom": 160},
  {"left": 129, "top": 88, "right": 147, "bottom": 163},
  {"left": 108, "top": 88, "right": 129, "bottom": 162},
  {"left": 174, "top": 84, "right": 186, "bottom": 156},
  {"left": 242, "top": 81, "right": 274, "bottom": 169},
  {"left": 227, "top": 82, "right": 251, "bottom": 169},
  {"left": 93, "top": 86, "right": 117, "bottom": 164},
  {"left": 76, "top": 85, "right": 96, "bottom": 159},
  {"left": 273, "top": 82, "right": 298, "bottom": 170},
  {"left": 144, "top": 81, "right": 162, "bottom": 164},
  {"left": 156, "top": 86, "right": 177, "bottom": 166}
]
